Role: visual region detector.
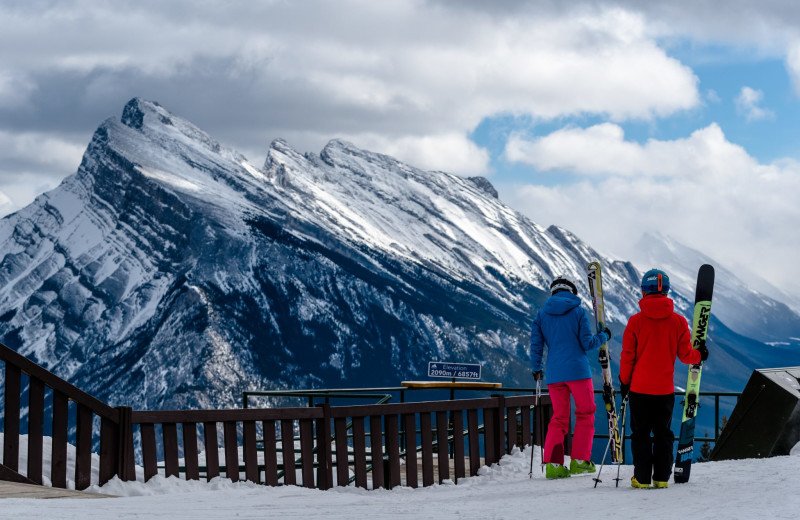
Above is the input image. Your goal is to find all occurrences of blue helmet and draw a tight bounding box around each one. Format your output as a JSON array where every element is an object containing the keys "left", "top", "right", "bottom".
[{"left": 641, "top": 268, "right": 670, "bottom": 295}]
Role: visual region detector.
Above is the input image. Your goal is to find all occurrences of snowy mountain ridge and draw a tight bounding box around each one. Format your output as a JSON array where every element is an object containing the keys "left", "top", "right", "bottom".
[
  {"left": 631, "top": 231, "right": 800, "bottom": 343},
  {"left": 0, "top": 98, "right": 796, "bottom": 411}
]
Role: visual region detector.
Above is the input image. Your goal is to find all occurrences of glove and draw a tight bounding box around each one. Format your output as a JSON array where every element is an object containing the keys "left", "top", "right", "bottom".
[
  {"left": 598, "top": 321, "right": 611, "bottom": 342},
  {"left": 619, "top": 378, "right": 630, "bottom": 400},
  {"left": 697, "top": 342, "right": 709, "bottom": 362},
  {"left": 532, "top": 370, "right": 542, "bottom": 381}
]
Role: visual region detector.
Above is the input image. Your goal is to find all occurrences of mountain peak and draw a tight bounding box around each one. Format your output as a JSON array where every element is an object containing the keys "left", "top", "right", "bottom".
[
  {"left": 466, "top": 176, "right": 498, "bottom": 199},
  {"left": 121, "top": 98, "right": 166, "bottom": 131}
]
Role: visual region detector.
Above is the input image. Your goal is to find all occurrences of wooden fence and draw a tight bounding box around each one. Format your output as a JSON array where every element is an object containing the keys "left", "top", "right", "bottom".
[{"left": 0, "top": 341, "right": 552, "bottom": 490}]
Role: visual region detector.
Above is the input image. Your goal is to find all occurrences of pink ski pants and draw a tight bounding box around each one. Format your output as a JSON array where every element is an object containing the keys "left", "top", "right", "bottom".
[{"left": 543, "top": 378, "right": 596, "bottom": 464}]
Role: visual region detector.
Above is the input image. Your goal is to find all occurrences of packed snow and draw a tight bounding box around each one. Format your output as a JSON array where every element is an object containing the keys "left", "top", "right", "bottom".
[{"left": 2, "top": 442, "right": 798, "bottom": 519}]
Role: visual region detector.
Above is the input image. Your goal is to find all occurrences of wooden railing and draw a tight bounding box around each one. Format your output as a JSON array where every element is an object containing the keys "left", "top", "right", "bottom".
[
  {"left": 0, "top": 341, "right": 552, "bottom": 490},
  {"left": 0, "top": 342, "right": 127, "bottom": 489},
  {"left": 125, "top": 395, "right": 550, "bottom": 489}
]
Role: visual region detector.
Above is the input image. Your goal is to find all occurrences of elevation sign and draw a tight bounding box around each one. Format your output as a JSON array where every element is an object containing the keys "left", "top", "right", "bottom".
[{"left": 428, "top": 361, "right": 481, "bottom": 380}]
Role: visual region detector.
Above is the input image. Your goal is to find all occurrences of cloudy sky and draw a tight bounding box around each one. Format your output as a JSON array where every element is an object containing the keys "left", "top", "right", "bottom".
[{"left": 2, "top": 0, "right": 799, "bottom": 295}]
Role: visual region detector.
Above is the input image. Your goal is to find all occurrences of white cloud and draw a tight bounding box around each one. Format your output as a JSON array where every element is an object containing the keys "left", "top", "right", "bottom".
[
  {"left": 0, "top": 71, "right": 34, "bottom": 109},
  {"left": 0, "top": 130, "right": 84, "bottom": 211},
  {"left": 706, "top": 89, "right": 722, "bottom": 103},
  {"left": 735, "top": 86, "right": 774, "bottom": 121},
  {"left": 505, "top": 123, "right": 751, "bottom": 178},
  {"left": 502, "top": 124, "right": 800, "bottom": 292},
  {"left": 0, "top": 1, "right": 700, "bottom": 171},
  {"left": 0, "top": 130, "right": 85, "bottom": 170},
  {"left": 0, "top": 190, "right": 13, "bottom": 215}
]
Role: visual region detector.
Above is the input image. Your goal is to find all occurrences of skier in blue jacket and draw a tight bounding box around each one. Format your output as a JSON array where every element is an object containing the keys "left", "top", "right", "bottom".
[{"left": 531, "top": 275, "right": 611, "bottom": 479}]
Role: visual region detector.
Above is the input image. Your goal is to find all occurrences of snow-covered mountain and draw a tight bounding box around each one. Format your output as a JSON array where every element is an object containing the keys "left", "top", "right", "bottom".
[
  {"left": 631, "top": 232, "right": 800, "bottom": 345},
  {"left": 0, "top": 99, "right": 796, "bottom": 411}
]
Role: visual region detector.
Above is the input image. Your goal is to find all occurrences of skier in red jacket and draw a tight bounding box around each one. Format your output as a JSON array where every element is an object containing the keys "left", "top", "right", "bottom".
[{"left": 619, "top": 269, "right": 708, "bottom": 489}]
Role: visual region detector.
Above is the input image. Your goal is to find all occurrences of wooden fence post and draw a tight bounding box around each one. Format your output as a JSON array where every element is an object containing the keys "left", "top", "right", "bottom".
[
  {"left": 493, "top": 394, "right": 506, "bottom": 458},
  {"left": 116, "top": 406, "right": 135, "bottom": 481},
  {"left": 315, "top": 404, "right": 333, "bottom": 490}
]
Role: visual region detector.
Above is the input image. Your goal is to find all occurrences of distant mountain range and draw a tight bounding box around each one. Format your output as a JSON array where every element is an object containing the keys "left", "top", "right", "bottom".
[
  {"left": 0, "top": 98, "right": 797, "bottom": 411},
  {"left": 631, "top": 232, "right": 800, "bottom": 345}
]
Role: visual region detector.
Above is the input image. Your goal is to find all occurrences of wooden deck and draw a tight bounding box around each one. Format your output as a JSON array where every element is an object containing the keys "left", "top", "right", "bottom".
[{"left": 0, "top": 481, "right": 115, "bottom": 499}]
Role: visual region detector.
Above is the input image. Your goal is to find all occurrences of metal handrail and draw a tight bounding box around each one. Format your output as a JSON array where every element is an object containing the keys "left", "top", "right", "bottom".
[{"left": 593, "top": 389, "right": 741, "bottom": 459}]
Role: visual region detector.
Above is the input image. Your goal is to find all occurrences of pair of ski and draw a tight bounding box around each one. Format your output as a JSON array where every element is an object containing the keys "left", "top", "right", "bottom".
[{"left": 586, "top": 261, "right": 714, "bottom": 486}]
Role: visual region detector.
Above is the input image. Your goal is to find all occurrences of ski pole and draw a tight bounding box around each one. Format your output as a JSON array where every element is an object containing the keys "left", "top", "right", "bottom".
[
  {"left": 536, "top": 379, "right": 544, "bottom": 473},
  {"left": 613, "top": 395, "right": 629, "bottom": 487},
  {"left": 593, "top": 436, "right": 612, "bottom": 488},
  {"left": 529, "top": 379, "right": 541, "bottom": 477}
]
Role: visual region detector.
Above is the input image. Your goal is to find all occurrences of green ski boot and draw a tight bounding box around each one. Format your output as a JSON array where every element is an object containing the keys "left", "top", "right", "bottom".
[
  {"left": 545, "top": 463, "right": 571, "bottom": 479},
  {"left": 569, "top": 459, "right": 596, "bottom": 474}
]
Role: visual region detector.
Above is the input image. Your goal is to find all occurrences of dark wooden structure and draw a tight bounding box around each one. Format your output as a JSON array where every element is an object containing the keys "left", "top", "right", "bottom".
[{"left": 0, "top": 342, "right": 552, "bottom": 490}]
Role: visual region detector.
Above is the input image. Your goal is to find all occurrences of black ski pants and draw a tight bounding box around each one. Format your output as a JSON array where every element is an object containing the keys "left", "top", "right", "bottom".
[{"left": 628, "top": 391, "right": 675, "bottom": 483}]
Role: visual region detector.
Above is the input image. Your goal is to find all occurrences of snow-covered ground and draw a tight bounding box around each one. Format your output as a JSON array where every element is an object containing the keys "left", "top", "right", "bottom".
[{"left": 2, "top": 443, "right": 798, "bottom": 519}]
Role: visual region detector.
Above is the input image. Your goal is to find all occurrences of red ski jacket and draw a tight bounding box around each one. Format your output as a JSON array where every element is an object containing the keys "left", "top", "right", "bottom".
[{"left": 620, "top": 294, "right": 701, "bottom": 395}]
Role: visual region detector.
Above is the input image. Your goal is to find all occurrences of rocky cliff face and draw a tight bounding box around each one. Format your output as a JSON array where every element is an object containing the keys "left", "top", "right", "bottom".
[{"left": 0, "top": 99, "right": 795, "bottom": 411}]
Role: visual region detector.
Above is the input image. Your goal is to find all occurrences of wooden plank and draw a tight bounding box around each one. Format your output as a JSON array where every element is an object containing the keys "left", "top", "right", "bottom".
[
  {"left": 99, "top": 416, "right": 119, "bottom": 486},
  {"left": 435, "top": 411, "right": 449, "bottom": 483},
  {"left": 132, "top": 407, "right": 323, "bottom": 424},
  {"left": 280, "top": 419, "right": 296, "bottom": 486},
  {"left": 384, "top": 414, "right": 401, "bottom": 489},
  {"left": 334, "top": 417, "right": 349, "bottom": 487},
  {"left": 400, "top": 381, "right": 502, "bottom": 389},
  {"left": 26, "top": 377, "right": 45, "bottom": 485},
  {"left": 242, "top": 420, "right": 259, "bottom": 483},
  {"left": 140, "top": 423, "right": 158, "bottom": 482},
  {"left": 117, "top": 407, "right": 136, "bottom": 481},
  {"left": 521, "top": 404, "right": 532, "bottom": 450},
  {"left": 369, "top": 415, "right": 385, "bottom": 489},
  {"left": 0, "top": 480, "right": 114, "bottom": 499},
  {"left": 299, "top": 419, "right": 315, "bottom": 488},
  {"left": 351, "top": 416, "right": 367, "bottom": 489},
  {"left": 403, "top": 413, "right": 417, "bottom": 488},
  {"left": 0, "top": 463, "right": 37, "bottom": 484},
  {"left": 504, "top": 395, "right": 538, "bottom": 407},
  {"left": 182, "top": 422, "right": 200, "bottom": 481},
  {"left": 420, "top": 412, "right": 434, "bottom": 487},
  {"left": 50, "top": 390, "right": 69, "bottom": 488},
  {"left": 483, "top": 407, "right": 496, "bottom": 466},
  {"left": 507, "top": 406, "right": 518, "bottom": 452},
  {"left": 328, "top": 397, "right": 499, "bottom": 419},
  {"left": 75, "top": 403, "right": 93, "bottom": 490},
  {"left": 203, "top": 422, "right": 220, "bottom": 481},
  {"left": 495, "top": 397, "right": 506, "bottom": 457},
  {"left": 3, "top": 364, "right": 20, "bottom": 471},
  {"left": 223, "top": 421, "right": 239, "bottom": 482},
  {"left": 467, "top": 408, "right": 480, "bottom": 476},
  {"left": 262, "top": 420, "right": 279, "bottom": 486},
  {"left": 314, "top": 407, "right": 333, "bottom": 490},
  {"left": 162, "top": 423, "right": 179, "bottom": 478},
  {"left": 451, "top": 409, "right": 465, "bottom": 482}
]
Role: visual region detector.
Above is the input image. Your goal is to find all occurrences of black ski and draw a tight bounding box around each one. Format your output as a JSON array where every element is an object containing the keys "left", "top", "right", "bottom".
[{"left": 673, "top": 264, "right": 715, "bottom": 483}]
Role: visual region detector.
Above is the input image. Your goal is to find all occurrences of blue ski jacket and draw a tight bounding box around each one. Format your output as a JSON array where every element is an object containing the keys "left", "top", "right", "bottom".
[{"left": 530, "top": 291, "right": 606, "bottom": 384}]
